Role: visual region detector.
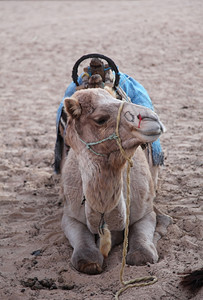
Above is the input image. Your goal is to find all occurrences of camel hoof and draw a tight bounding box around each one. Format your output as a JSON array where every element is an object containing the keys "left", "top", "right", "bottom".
[
  {"left": 77, "top": 261, "right": 103, "bottom": 274},
  {"left": 126, "top": 244, "right": 158, "bottom": 266},
  {"left": 71, "top": 248, "right": 103, "bottom": 275}
]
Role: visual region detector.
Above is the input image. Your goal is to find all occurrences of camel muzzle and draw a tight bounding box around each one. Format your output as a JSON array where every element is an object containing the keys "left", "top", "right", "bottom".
[
  {"left": 140, "top": 117, "right": 165, "bottom": 136},
  {"left": 129, "top": 113, "right": 165, "bottom": 144}
]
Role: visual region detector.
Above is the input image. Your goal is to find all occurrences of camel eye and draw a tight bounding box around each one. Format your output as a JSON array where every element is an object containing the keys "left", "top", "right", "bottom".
[{"left": 94, "top": 116, "right": 109, "bottom": 125}]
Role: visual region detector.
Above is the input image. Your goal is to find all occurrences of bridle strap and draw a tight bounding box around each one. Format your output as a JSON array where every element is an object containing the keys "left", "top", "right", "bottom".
[
  {"left": 79, "top": 133, "right": 118, "bottom": 156},
  {"left": 78, "top": 101, "right": 133, "bottom": 166},
  {"left": 78, "top": 102, "right": 125, "bottom": 157}
]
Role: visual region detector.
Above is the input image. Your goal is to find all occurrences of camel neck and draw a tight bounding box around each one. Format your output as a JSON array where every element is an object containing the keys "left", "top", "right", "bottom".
[{"left": 79, "top": 154, "right": 124, "bottom": 214}]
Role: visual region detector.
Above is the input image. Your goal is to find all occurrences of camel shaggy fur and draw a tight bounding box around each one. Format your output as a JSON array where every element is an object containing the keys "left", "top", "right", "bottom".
[{"left": 61, "top": 87, "right": 166, "bottom": 274}]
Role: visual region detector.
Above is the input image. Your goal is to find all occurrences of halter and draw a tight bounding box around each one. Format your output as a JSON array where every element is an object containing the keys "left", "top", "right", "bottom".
[
  {"left": 79, "top": 133, "right": 118, "bottom": 156},
  {"left": 78, "top": 101, "right": 126, "bottom": 157}
]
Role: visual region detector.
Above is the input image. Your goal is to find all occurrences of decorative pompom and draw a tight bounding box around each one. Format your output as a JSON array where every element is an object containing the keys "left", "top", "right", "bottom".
[{"left": 99, "top": 223, "right": 111, "bottom": 258}]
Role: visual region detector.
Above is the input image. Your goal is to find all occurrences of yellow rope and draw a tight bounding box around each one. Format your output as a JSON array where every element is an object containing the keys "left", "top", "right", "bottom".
[
  {"left": 115, "top": 102, "right": 133, "bottom": 168},
  {"left": 115, "top": 101, "right": 158, "bottom": 299}
]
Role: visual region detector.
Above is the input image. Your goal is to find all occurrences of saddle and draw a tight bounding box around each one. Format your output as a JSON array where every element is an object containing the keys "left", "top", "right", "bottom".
[{"left": 72, "top": 53, "right": 130, "bottom": 102}]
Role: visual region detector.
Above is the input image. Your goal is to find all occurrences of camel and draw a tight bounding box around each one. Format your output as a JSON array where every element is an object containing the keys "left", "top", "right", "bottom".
[{"left": 61, "top": 87, "right": 166, "bottom": 275}]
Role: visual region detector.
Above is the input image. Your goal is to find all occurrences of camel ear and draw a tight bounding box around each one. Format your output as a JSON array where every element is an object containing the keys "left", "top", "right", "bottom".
[{"left": 64, "top": 97, "right": 82, "bottom": 119}]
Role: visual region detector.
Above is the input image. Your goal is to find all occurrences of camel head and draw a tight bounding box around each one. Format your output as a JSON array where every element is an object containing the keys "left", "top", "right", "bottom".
[
  {"left": 63, "top": 88, "right": 165, "bottom": 214},
  {"left": 63, "top": 88, "right": 164, "bottom": 163}
]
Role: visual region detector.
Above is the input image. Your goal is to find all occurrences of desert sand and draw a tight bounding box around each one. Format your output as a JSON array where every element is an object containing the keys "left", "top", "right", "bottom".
[{"left": 0, "top": 1, "right": 202, "bottom": 299}]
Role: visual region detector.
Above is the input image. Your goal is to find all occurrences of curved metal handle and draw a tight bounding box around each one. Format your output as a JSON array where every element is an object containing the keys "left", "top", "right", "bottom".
[{"left": 72, "top": 53, "right": 120, "bottom": 88}]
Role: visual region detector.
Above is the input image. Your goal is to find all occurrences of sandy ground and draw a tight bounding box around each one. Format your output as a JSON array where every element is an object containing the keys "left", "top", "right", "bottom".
[{"left": 0, "top": 1, "right": 203, "bottom": 299}]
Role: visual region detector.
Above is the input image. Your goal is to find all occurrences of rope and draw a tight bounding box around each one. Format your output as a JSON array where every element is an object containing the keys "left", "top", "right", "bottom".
[
  {"left": 114, "top": 101, "right": 158, "bottom": 299},
  {"left": 115, "top": 276, "right": 158, "bottom": 300},
  {"left": 79, "top": 133, "right": 118, "bottom": 156},
  {"left": 115, "top": 102, "right": 133, "bottom": 167}
]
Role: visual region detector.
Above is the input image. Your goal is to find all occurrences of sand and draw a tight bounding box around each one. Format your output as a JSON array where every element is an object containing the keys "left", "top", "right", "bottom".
[{"left": 0, "top": 1, "right": 202, "bottom": 299}]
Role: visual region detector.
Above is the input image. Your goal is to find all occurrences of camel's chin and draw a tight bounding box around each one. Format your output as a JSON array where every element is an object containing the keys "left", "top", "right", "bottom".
[
  {"left": 122, "top": 132, "right": 161, "bottom": 150},
  {"left": 123, "top": 141, "right": 138, "bottom": 151},
  {"left": 139, "top": 134, "right": 162, "bottom": 144}
]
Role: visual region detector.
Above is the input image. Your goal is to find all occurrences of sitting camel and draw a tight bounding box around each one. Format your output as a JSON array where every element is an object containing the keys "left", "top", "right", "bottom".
[{"left": 61, "top": 87, "right": 166, "bottom": 274}]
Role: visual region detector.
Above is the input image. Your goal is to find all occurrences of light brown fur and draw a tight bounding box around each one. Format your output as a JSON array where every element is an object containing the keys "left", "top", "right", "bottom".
[{"left": 61, "top": 88, "right": 168, "bottom": 274}]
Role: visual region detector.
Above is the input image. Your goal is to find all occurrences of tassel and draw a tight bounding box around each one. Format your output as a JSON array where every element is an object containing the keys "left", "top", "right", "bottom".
[{"left": 99, "top": 222, "right": 111, "bottom": 258}]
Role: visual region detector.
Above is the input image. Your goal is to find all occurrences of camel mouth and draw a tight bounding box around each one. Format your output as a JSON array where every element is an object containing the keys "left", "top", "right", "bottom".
[
  {"left": 139, "top": 129, "right": 162, "bottom": 138},
  {"left": 122, "top": 132, "right": 161, "bottom": 150},
  {"left": 137, "top": 119, "right": 165, "bottom": 137},
  {"left": 136, "top": 129, "right": 162, "bottom": 143},
  {"left": 121, "top": 119, "right": 165, "bottom": 150}
]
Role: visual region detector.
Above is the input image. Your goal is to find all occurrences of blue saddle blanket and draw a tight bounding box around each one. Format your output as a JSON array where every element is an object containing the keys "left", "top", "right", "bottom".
[{"left": 56, "top": 72, "right": 164, "bottom": 165}]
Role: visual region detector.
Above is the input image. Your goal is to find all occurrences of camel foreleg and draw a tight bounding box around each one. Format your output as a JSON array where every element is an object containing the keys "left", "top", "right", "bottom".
[
  {"left": 126, "top": 211, "right": 158, "bottom": 265},
  {"left": 61, "top": 214, "right": 104, "bottom": 274}
]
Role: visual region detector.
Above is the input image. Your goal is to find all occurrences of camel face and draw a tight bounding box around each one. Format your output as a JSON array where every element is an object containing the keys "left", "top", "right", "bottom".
[{"left": 64, "top": 88, "right": 164, "bottom": 157}]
